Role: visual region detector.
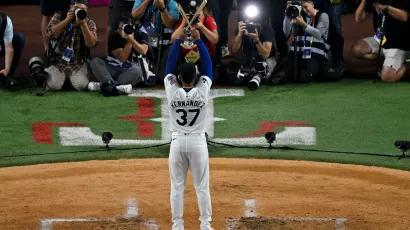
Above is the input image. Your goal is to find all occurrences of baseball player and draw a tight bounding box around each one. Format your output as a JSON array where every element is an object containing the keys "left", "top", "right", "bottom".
[{"left": 164, "top": 22, "right": 213, "bottom": 230}]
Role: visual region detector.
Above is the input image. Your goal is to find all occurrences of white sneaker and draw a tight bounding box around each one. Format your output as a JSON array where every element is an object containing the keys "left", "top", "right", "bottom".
[
  {"left": 116, "top": 84, "right": 133, "bottom": 94},
  {"left": 88, "top": 82, "right": 101, "bottom": 91}
]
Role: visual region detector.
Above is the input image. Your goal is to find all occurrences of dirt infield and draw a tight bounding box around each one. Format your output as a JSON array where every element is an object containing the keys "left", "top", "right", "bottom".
[
  {"left": 1, "top": 5, "right": 376, "bottom": 79},
  {"left": 1, "top": 158, "right": 410, "bottom": 229}
]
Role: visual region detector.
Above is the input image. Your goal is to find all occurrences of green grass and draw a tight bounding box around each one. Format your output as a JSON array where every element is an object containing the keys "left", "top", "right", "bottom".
[{"left": 1, "top": 79, "right": 410, "bottom": 170}]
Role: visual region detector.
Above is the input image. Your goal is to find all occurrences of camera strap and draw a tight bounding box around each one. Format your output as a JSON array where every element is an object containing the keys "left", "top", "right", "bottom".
[{"left": 67, "top": 23, "right": 78, "bottom": 49}]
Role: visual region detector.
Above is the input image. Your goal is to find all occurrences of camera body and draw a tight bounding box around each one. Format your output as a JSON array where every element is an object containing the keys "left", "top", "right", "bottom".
[
  {"left": 75, "top": 8, "right": 87, "bottom": 20},
  {"left": 236, "top": 62, "right": 267, "bottom": 91},
  {"left": 286, "top": 0, "right": 302, "bottom": 19},
  {"left": 246, "top": 22, "right": 259, "bottom": 34}
]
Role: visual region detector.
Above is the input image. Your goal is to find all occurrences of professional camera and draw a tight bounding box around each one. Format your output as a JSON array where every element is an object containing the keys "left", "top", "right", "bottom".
[
  {"left": 122, "top": 24, "right": 134, "bottom": 35},
  {"left": 232, "top": 62, "right": 267, "bottom": 91},
  {"left": 75, "top": 8, "right": 87, "bottom": 20},
  {"left": 29, "top": 57, "right": 48, "bottom": 87},
  {"left": 286, "top": 0, "right": 302, "bottom": 19},
  {"left": 246, "top": 22, "right": 259, "bottom": 34},
  {"left": 244, "top": 5, "right": 261, "bottom": 33}
]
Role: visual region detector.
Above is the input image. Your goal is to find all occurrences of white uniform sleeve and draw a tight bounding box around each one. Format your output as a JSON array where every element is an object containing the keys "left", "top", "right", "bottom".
[
  {"left": 3, "top": 17, "right": 13, "bottom": 43},
  {"left": 196, "top": 75, "right": 212, "bottom": 95},
  {"left": 164, "top": 73, "right": 181, "bottom": 98}
]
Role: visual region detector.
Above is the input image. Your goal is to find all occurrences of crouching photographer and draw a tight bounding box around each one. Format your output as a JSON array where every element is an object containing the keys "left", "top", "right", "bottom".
[
  {"left": 29, "top": 0, "right": 97, "bottom": 92},
  {"left": 270, "top": 0, "right": 330, "bottom": 85},
  {"left": 0, "top": 12, "right": 25, "bottom": 88},
  {"left": 352, "top": 0, "right": 410, "bottom": 82},
  {"left": 89, "top": 13, "right": 150, "bottom": 97},
  {"left": 230, "top": 4, "right": 276, "bottom": 90}
]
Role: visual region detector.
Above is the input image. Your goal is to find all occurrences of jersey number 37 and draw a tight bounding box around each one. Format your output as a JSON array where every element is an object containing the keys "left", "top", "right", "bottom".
[{"left": 176, "top": 109, "right": 200, "bottom": 126}]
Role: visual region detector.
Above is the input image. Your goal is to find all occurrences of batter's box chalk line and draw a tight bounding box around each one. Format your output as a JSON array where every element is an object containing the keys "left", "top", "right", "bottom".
[
  {"left": 40, "top": 198, "right": 159, "bottom": 230},
  {"left": 226, "top": 199, "right": 348, "bottom": 230}
]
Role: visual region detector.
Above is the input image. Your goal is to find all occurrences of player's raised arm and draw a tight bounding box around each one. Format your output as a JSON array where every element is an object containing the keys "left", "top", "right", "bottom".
[
  {"left": 192, "top": 29, "right": 212, "bottom": 80},
  {"left": 165, "top": 39, "right": 183, "bottom": 76}
]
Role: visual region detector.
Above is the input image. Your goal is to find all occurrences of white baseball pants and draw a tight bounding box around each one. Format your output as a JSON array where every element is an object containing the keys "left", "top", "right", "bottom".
[{"left": 169, "top": 132, "right": 212, "bottom": 230}]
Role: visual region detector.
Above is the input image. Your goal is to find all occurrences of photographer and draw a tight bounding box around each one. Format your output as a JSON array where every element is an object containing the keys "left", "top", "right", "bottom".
[
  {"left": 40, "top": 0, "right": 71, "bottom": 51},
  {"left": 170, "top": 5, "right": 219, "bottom": 79},
  {"left": 132, "top": 0, "right": 180, "bottom": 80},
  {"left": 43, "top": 0, "right": 97, "bottom": 91},
  {"left": 352, "top": 0, "right": 410, "bottom": 82},
  {"left": 106, "top": 0, "right": 136, "bottom": 54},
  {"left": 89, "top": 13, "right": 148, "bottom": 97},
  {"left": 0, "top": 12, "right": 25, "bottom": 87},
  {"left": 270, "top": 0, "right": 330, "bottom": 85},
  {"left": 231, "top": 5, "right": 276, "bottom": 86}
]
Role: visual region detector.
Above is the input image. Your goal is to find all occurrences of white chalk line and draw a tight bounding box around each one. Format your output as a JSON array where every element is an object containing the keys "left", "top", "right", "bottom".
[
  {"left": 244, "top": 199, "right": 256, "bottom": 217},
  {"left": 124, "top": 198, "right": 138, "bottom": 217},
  {"left": 226, "top": 199, "right": 347, "bottom": 230},
  {"left": 40, "top": 198, "right": 158, "bottom": 230}
]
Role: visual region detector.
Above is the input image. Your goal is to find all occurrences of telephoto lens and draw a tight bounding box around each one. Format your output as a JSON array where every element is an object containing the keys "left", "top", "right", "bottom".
[
  {"left": 28, "top": 56, "right": 48, "bottom": 87},
  {"left": 286, "top": 1, "right": 302, "bottom": 19},
  {"left": 122, "top": 24, "right": 134, "bottom": 35},
  {"left": 75, "top": 8, "right": 87, "bottom": 20},
  {"left": 248, "top": 74, "right": 261, "bottom": 91}
]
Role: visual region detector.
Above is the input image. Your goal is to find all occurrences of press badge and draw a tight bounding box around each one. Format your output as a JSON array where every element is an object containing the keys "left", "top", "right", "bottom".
[
  {"left": 62, "top": 47, "right": 74, "bottom": 62},
  {"left": 374, "top": 29, "right": 387, "bottom": 45},
  {"left": 302, "top": 47, "right": 312, "bottom": 59}
]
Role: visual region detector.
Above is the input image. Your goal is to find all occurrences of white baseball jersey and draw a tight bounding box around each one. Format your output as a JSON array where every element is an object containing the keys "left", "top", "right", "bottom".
[{"left": 164, "top": 74, "right": 212, "bottom": 134}]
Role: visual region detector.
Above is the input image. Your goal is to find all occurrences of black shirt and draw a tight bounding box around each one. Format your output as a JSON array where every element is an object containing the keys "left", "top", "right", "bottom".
[
  {"left": 235, "top": 23, "right": 275, "bottom": 62},
  {"left": 108, "top": 31, "right": 150, "bottom": 61},
  {"left": 366, "top": 0, "right": 410, "bottom": 50}
]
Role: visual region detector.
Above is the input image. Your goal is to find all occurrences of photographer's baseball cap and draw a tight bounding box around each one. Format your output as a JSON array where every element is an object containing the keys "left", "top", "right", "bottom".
[
  {"left": 179, "top": 62, "right": 196, "bottom": 84},
  {"left": 71, "top": 0, "right": 89, "bottom": 5}
]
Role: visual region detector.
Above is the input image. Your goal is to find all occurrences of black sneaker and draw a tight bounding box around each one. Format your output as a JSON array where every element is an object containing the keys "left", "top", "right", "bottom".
[
  {"left": 6, "top": 75, "right": 18, "bottom": 88},
  {"left": 0, "top": 74, "right": 6, "bottom": 85}
]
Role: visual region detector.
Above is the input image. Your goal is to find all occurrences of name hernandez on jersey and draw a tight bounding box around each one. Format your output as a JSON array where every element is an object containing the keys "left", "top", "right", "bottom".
[
  {"left": 171, "top": 100, "right": 205, "bottom": 108},
  {"left": 164, "top": 74, "right": 212, "bottom": 133}
]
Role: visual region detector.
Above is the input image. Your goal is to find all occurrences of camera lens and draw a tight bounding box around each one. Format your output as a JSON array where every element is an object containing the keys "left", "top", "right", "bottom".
[
  {"left": 75, "top": 8, "right": 87, "bottom": 20},
  {"left": 248, "top": 75, "right": 261, "bottom": 91},
  {"left": 286, "top": 6, "right": 300, "bottom": 18},
  {"left": 122, "top": 24, "right": 134, "bottom": 35}
]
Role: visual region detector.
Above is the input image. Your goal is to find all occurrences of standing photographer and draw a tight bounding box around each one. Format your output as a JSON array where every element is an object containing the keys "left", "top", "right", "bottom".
[
  {"left": 89, "top": 13, "right": 148, "bottom": 97},
  {"left": 352, "top": 0, "right": 410, "bottom": 82},
  {"left": 132, "top": 0, "right": 180, "bottom": 80},
  {"left": 0, "top": 12, "right": 25, "bottom": 87},
  {"left": 231, "top": 4, "right": 276, "bottom": 87},
  {"left": 270, "top": 0, "right": 330, "bottom": 85},
  {"left": 44, "top": 0, "right": 97, "bottom": 91}
]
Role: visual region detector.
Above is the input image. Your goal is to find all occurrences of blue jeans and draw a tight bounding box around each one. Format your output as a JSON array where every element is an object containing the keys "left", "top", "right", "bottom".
[
  {"left": 327, "top": 3, "right": 345, "bottom": 65},
  {"left": 0, "top": 33, "right": 25, "bottom": 76}
]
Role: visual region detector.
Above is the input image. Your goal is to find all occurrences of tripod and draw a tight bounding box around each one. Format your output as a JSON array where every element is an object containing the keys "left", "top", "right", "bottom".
[
  {"left": 374, "top": 14, "right": 386, "bottom": 84},
  {"left": 293, "top": 24, "right": 299, "bottom": 81}
]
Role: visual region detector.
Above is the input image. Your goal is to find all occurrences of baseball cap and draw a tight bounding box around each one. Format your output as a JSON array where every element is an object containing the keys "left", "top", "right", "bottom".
[
  {"left": 71, "top": 0, "right": 89, "bottom": 5},
  {"left": 179, "top": 62, "right": 196, "bottom": 85}
]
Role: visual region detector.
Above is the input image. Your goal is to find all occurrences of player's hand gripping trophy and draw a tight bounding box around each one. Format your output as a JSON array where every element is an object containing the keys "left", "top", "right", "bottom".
[{"left": 177, "top": 0, "right": 207, "bottom": 49}]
